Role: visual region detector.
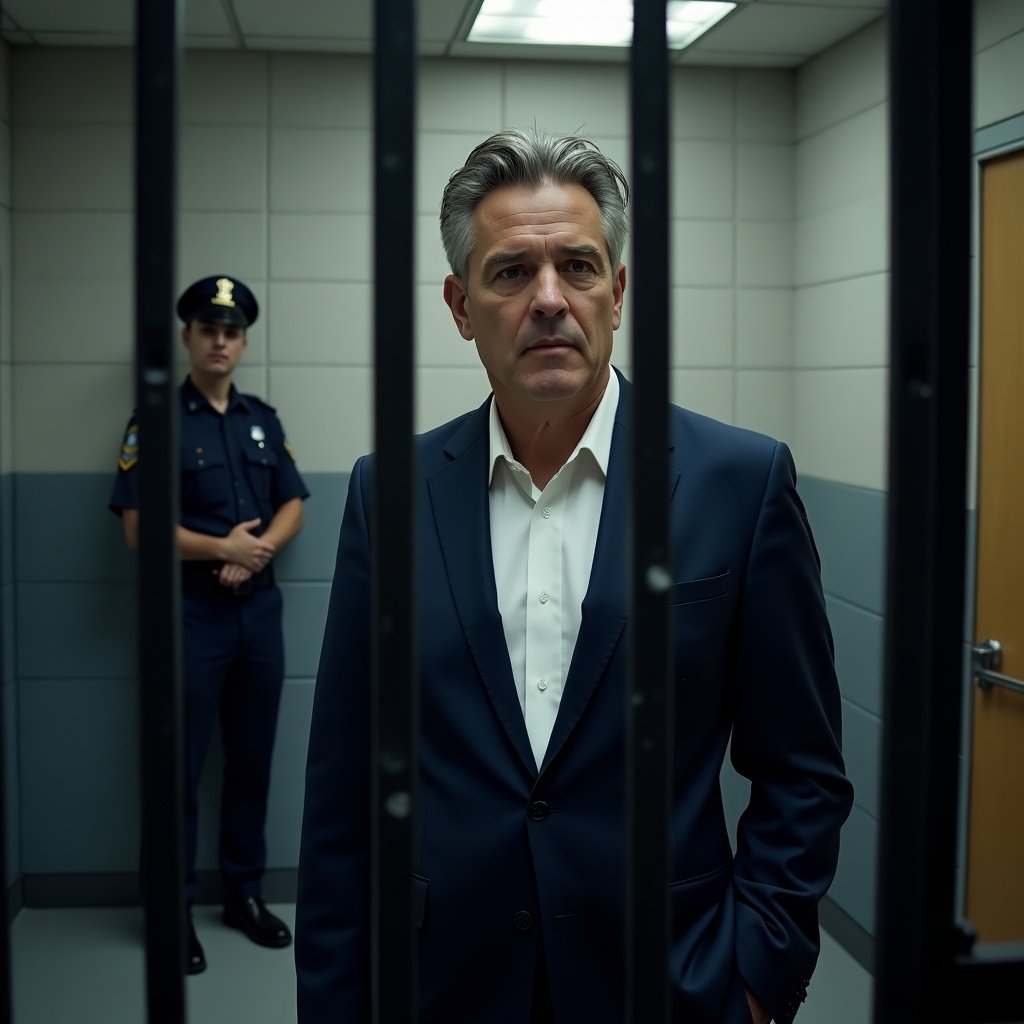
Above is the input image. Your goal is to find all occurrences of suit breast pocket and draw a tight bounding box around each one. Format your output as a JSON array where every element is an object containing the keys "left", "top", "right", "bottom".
[{"left": 667, "top": 570, "right": 731, "bottom": 607}]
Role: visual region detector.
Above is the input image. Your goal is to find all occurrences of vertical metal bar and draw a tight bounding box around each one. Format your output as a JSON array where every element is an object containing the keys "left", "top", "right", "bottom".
[
  {"left": 627, "top": 1, "right": 672, "bottom": 1022},
  {"left": 371, "top": 0, "right": 417, "bottom": 1020},
  {"left": 874, "top": 1, "right": 972, "bottom": 1021},
  {"left": 135, "top": 0, "right": 186, "bottom": 1021}
]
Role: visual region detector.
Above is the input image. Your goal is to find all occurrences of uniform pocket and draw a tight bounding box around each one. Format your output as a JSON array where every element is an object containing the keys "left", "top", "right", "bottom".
[
  {"left": 243, "top": 447, "right": 279, "bottom": 502},
  {"left": 181, "top": 460, "right": 230, "bottom": 509}
]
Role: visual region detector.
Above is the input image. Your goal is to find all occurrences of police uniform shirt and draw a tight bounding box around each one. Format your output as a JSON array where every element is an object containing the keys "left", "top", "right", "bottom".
[{"left": 108, "top": 377, "right": 309, "bottom": 536}]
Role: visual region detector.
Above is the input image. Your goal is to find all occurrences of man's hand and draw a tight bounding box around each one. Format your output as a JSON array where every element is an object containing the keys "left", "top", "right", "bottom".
[
  {"left": 220, "top": 517, "right": 276, "bottom": 573},
  {"left": 745, "top": 987, "right": 771, "bottom": 1024},
  {"left": 216, "top": 563, "right": 253, "bottom": 589}
]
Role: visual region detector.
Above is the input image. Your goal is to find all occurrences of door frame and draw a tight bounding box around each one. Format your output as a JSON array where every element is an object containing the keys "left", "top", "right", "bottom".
[{"left": 958, "top": 125, "right": 1024, "bottom": 921}]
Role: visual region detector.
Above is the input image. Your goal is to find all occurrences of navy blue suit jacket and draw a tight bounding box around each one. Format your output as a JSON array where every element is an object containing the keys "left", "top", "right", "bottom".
[{"left": 296, "top": 373, "right": 852, "bottom": 1024}]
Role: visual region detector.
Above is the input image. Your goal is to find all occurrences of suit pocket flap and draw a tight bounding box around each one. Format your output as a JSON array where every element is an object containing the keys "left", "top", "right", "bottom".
[
  {"left": 667, "top": 571, "right": 731, "bottom": 607},
  {"left": 668, "top": 860, "right": 731, "bottom": 916}
]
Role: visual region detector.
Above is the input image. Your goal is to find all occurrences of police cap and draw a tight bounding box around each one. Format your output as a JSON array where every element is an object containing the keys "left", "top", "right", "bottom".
[{"left": 176, "top": 275, "right": 259, "bottom": 328}]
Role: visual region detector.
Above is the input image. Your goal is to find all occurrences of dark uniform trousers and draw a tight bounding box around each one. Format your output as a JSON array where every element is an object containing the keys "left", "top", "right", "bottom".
[{"left": 182, "top": 574, "right": 284, "bottom": 905}]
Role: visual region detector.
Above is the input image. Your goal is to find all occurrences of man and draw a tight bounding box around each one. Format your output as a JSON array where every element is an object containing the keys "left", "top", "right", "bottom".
[
  {"left": 110, "top": 275, "right": 309, "bottom": 975},
  {"left": 296, "top": 131, "right": 852, "bottom": 1023}
]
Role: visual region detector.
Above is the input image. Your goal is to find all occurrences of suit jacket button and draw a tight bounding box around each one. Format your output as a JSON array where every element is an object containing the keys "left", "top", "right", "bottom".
[
  {"left": 528, "top": 800, "right": 550, "bottom": 821},
  {"left": 513, "top": 911, "right": 533, "bottom": 930}
]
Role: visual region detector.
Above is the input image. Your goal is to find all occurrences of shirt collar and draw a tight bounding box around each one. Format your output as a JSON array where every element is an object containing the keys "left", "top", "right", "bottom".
[
  {"left": 487, "top": 367, "right": 620, "bottom": 486},
  {"left": 181, "top": 376, "right": 247, "bottom": 413}
]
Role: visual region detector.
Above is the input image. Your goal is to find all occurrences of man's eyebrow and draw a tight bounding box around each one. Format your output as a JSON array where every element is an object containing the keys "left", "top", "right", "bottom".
[
  {"left": 562, "top": 243, "right": 606, "bottom": 268},
  {"left": 480, "top": 249, "right": 528, "bottom": 276},
  {"left": 480, "top": 243, "right": 607, "bottom": 277}
]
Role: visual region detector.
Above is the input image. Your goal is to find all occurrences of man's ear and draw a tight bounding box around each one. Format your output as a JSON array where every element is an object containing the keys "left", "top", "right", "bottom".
[
  {"left": 611, "top": 263, "right": 627, "bottom": 331},
  {"left": 443, "top": 275, "right": 475, "bottom": 341}
]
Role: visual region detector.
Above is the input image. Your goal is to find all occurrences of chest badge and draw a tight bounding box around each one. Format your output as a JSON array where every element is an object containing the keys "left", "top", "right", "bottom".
[{"left": 250, "top": 425, "right": 266, "bottom": 442}]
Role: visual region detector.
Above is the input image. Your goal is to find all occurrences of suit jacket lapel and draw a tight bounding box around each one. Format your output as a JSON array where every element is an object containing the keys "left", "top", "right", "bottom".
[{"left": 428, "top": 402, "right": 537, "bottom": 776}]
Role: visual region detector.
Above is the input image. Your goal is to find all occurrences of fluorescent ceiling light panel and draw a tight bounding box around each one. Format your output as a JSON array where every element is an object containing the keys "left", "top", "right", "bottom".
[{"left": 467, "top": 0, "right": 736, "bottom": 49}]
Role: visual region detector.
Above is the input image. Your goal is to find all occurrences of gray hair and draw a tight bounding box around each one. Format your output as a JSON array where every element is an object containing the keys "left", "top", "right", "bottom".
[{"left": 439, "top": 128, "right": 630, "bottom": 281}]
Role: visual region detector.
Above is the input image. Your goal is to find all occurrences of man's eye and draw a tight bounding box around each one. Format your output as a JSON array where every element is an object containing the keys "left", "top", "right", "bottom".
[
  {"left": 568, "top": 260, "right": 593, "bottom": 273},
  {"left": 498, "top": 267, "right": 522, "bottom": 281}
]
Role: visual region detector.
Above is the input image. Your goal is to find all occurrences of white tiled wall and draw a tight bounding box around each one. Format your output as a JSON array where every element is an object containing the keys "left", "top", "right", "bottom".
[
  {"left": 791, "top": 3, "right": 1024, "bottom": 493},
  {"left": 793, "top": 22, "right": 890, "bottom": 491},
  {"left": 8, "top": 49, "right": 801, "bottom": 474},
  {"left": 975, "top": 0, "right": 1024, "bottom": 128}
]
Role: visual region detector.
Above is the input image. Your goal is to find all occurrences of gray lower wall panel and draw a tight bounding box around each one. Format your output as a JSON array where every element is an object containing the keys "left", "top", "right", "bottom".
[
  {"left": 19, "top": 677, "right": 140, "bottom": 873},
  {"left": 1, "top": 581, "right": 13, "bottom": 688},
  {"left": 279, "top": 582, "right": 332, "bottom": 678},
  {"left": 279, "top": 471, "right": 349, "bottom": 581},
  {"left": 15, "top": 473, "right": 135, "bottom": 583},
  {"left": 4, "top": 676, "right": 19, "bottom": 885},
  {"left": 1, "top": 473, "right": 12, "bottom": 588},
  {"left": 827, "top": 594, "right": 883, "bottom": 717},
  {"left": 799, "top": 476, "right": 886, "bottom": 616},
  {"left": 829, "top": 804, "right": 879, "bottom": 935},
  {"left": 841, "top": 698, "right": 881, "bottom": 820},
  {"left": 20, "top": 677, "right": 314, "bottom": 877},
  {"left": 16, "top": 582, "right": 136, "bottom": 679}
]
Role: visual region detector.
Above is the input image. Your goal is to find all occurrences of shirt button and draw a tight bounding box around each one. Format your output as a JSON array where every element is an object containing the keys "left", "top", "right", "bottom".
[
  {"left": 542, "top": 506, "right": 551, "bottom": 519},
  {"left": 539, "top": 591, "right": 549, "bottom": 604},
  {"left": 528, "top": 801, "right": 550, "bottom": 822},
  {"left": 537, "top": 678, "right": 548, "bottom": 692},
  {"left": 513, "top": 911, "right": 533, "bottom": 930}
]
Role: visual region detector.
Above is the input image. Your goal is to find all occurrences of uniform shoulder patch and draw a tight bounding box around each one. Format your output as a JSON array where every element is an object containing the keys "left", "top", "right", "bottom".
[
  {"left": 284, "top": 441, "right": 298, "bottom": 463},
  {"left": 118, "top": 423, "right": 140, "bottom": 471}
]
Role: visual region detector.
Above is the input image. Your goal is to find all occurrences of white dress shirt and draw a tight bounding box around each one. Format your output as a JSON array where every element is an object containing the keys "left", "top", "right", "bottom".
[{"left": 488, "top": 371, "right": 620, "bottom": 769}]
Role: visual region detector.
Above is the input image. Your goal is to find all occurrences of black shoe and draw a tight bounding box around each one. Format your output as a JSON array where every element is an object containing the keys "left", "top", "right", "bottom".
[
  {"left": 222, "top": 895, "right": 292, "bottom": 949},
  {"left": 187, "top": 918, "right": 207, "bottom": 975}
]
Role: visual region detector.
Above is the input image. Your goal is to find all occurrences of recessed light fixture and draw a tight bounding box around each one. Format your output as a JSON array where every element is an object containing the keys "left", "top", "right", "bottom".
[{"left": 467, "top": 0, "right": 737, "bottom": 50}]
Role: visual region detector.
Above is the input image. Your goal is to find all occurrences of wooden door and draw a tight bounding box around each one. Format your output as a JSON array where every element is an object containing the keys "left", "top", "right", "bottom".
[{"left": 965, "top": 148, "right": 1024, "bottom": 941}]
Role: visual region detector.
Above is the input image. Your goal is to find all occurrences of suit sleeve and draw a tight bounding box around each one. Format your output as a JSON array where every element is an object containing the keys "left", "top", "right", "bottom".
[
  {"left": 295, "top": 456, "right": 373, "bottom": 1023},
  {"left": 728, "top": 442, "right": 854, "bottom": 1024}
]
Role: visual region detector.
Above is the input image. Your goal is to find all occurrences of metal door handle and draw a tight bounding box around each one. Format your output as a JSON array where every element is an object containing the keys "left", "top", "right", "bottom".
[{"left": 972, "top": 639, "right": 1024, "bottom": 696}]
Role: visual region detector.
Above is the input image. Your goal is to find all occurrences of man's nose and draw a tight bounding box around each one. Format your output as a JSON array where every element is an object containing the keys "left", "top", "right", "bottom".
[{"left": 529, "top": 267, "right": 568, "bottom": 317}]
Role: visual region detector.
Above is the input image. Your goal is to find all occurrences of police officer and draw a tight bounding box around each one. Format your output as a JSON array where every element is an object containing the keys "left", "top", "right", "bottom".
[{"left": 109, "top": 275, "right": 309, "bottom": 974}]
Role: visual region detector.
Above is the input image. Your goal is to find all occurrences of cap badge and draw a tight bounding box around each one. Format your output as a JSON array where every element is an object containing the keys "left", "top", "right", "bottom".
[
  {"left": 211, "top": 277, "right": 237, "bottom": 308},
  {"left": 250, "top": 425, "right": 266, "bottom": 442}
]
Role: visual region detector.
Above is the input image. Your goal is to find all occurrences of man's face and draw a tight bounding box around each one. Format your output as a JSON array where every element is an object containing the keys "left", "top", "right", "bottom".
[
  {"left": 181, "top": 319, "right": 247, "bottom": 378},
  {"left": 444, "top": 182, "right": 626, "bottom": 418}
]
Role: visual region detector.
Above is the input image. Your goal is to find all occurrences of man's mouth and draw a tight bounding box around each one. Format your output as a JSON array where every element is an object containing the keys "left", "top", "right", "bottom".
[{"left": 525, "top": 338, "right": 576, "bottom": 352}]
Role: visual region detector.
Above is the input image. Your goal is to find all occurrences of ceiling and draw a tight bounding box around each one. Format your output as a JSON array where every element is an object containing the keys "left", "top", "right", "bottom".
[{"left": 0, "top": 0, "right": 885, "bottom": 67}]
